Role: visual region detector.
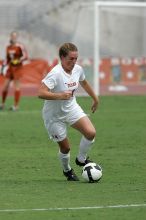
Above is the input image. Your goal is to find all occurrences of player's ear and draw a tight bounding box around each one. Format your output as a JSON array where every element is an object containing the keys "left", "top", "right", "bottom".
[{"left": 60, "top": 55, "right": 65, "bottom": 61}]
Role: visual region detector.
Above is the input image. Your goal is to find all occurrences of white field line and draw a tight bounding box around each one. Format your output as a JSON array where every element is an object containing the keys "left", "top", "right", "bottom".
[{"left": 0, "top": 203, "right": 146, "bottom": 213}]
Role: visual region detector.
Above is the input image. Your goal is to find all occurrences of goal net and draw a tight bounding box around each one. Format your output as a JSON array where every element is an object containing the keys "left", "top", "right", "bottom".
[{"left": 77, "top": 1, "right": 146, "bottom": 95}]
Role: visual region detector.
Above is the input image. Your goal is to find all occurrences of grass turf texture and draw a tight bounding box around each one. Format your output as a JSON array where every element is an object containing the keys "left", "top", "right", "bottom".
[{"left": 0, "top": 96, "right": 146, "bottom": 220}]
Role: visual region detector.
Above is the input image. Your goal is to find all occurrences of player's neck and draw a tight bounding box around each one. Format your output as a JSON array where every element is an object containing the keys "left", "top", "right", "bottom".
[
  {"left": 62, "top": 65, "right": 72, "bottom": 75},
  {"left": 64, "top": 70, "right": 72, "bottom": 75}
]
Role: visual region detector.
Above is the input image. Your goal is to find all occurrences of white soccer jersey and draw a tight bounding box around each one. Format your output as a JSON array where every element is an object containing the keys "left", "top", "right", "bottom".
[{"left": 42, "top": 63, "right": 85, "bottom": 117}]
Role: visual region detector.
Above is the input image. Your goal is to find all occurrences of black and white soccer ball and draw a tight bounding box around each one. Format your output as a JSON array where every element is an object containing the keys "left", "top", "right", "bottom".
[{"left": 82, "top": 162, "right": 102, "bottom": 183}]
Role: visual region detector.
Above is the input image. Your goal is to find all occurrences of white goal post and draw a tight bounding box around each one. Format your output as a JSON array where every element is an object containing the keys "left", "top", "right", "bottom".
[{"left": 82, "top": 1, "right": 146, "bottom": 95}]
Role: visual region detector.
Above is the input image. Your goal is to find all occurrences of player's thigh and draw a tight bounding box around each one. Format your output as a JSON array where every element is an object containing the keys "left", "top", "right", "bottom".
[
  {"left": 13, "top": 79, "right": 21, "bottom": 90},
  {"left": 2, "top": 78, "right": 11, "bottom": 90},
  {"left": 71, "top": 116, "right": 96, "bottom": 140},
  {"left": 12, "top": 66, "right": 23, "bottom": 82}
]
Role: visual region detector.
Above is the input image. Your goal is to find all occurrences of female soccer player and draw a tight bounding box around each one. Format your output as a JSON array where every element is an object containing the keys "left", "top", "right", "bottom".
[
  {"left": 0, "top": 31, "right": 28, "bottom": 111},
  {"left": 38, "top": 43, "right": 99, "bottom": 181}
]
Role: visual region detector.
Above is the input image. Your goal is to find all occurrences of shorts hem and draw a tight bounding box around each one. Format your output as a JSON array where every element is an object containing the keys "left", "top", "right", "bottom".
[{"left": 69, "top": 113, "right": 87, "bottom": 126}]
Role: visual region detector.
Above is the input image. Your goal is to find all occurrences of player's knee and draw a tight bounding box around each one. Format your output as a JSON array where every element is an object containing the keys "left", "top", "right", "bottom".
[{"left": 85, "top": 129, "right": 96, "bottom": 141}]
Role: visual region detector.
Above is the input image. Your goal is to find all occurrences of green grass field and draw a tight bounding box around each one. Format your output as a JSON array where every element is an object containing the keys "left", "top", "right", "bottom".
[{"left": 0, "top": 95, "right": 146, "bottom": 220}]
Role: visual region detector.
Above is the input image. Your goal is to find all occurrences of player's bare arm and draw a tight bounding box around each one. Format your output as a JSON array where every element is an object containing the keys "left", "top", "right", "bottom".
[
  {"left": 80, "top": 79, "right": 99, "bottom": 113},
  {"left": 38, "top": 83, "right": 72, "bottom": 100}
]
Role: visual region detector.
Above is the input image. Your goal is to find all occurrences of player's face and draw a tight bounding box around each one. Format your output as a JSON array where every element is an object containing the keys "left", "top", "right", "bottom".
[
  {"left": 10, "top": 32, "right": 18, "bottom": 44},
  {"left": 61, "top": 51, "right": 78, "bottom": 73}
]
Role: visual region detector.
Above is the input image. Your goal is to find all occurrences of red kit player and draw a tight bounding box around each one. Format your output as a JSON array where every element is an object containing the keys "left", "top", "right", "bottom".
[{"left": 0, "top": 31, "right": 28, "bottom": 111}]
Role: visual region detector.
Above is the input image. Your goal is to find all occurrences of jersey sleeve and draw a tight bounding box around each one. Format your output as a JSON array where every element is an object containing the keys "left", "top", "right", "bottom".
[
  {"left": 79, "top": 66, "right": 86, "bottom": 81},
  {"left": 42, "top": 71, "right": 57, "bottom": 90}
]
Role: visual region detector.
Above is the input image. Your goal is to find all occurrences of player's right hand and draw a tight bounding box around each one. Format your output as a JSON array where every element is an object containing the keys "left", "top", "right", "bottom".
[
  {"left": 60, "top": 91, "right": 72, "bottom": 100},
  {"left": 0, "top": 64, "right": 7, "bottom": 76}
]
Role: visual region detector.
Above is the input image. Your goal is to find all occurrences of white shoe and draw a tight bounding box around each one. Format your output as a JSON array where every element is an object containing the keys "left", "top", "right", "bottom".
[
  {"left": 9, "top": 106, "right": 19, "bottom": 111},
  {"left": 0, "top": 104, "right": 4, "bottom": 110}
]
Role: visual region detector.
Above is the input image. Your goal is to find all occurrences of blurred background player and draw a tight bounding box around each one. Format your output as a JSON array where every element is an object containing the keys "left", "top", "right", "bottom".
[
  {"left": 0, "top": 31, "right": 28, "bottom": 111},
  {"left": 38, "top": 43, "right": 99, "bottom": 181}
]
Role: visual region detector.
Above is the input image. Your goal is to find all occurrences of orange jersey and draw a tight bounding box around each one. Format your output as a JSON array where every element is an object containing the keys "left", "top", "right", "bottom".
[
  {"left": 3, "top": 42, "right": 28, "bottom": 80},
  {"left": 5, "top": 42, "right": 28, "bottom": 66}
]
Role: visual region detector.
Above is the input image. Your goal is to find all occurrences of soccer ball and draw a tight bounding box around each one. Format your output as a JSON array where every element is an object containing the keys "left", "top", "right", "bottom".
[{"left": 82, "top": 162, "right": 102, "bottom": 183}]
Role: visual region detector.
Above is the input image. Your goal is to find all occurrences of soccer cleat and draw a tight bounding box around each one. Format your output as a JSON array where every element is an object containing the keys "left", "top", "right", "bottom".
[
  {"left": 75, "top": 157, "right": 93, "bottom": 167},
  {"left": 63, "top": 169, "right": 79, "bottom": 181},
  {"left": 9, "top": 106, "right": 19, "bottom": 111},
  {"left": 0, "top": 104, "right": 4, "bottom": 110}
]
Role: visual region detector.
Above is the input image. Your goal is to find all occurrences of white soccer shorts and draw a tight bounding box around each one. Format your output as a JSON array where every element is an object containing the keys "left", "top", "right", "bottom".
[{"left": 43, "top": 106, "right": 86, "bottom": 142}]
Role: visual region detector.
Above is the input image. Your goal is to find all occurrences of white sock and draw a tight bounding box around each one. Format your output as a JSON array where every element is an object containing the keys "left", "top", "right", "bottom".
[
  {"left": 58, "top": 151, "right": 71, "bottom": 172},
  {"left": 77, "top": 136, "right": 95, "bottom": 163}
]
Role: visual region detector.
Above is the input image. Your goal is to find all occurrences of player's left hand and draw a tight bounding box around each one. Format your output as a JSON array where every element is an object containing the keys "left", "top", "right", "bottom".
[{"left": 91, "top": 100, "right": 99, "bottom": 113}]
